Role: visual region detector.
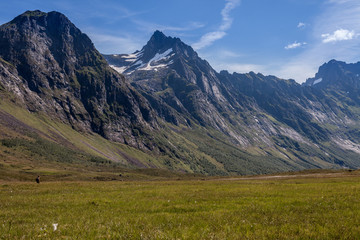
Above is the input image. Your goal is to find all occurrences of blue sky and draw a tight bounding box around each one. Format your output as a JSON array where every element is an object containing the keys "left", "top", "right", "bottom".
[{"left": 1, "top": 0, "right": 360, "bottom": 83}]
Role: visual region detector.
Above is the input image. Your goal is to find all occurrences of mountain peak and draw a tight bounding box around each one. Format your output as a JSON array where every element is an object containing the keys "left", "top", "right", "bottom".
[
  {"left": 21, "top": 10, "right": 47, "bottom": 17},
  {"left": 6, "top": 10, "right": 78, "bottom": 36},
  {"left": 0, "top": 9, "right": 99, "bottom": 82},
  {"left": 304, "top": 59, "right": 360, "bottom": 89},
  {"left": 103, "top": 27, "right": 220, "bottom": 79},
  {"left": 151, "top": 30, "right": 167, "bottom": 40},
  {"left": 104, "top": 30, "right": 201, "bottom": 74},
  {"left": 10, "top": 10, "right": 67, "bottom": 23},
  {"left": 143, "top": 30, "right": 180, "bottom": 54}
]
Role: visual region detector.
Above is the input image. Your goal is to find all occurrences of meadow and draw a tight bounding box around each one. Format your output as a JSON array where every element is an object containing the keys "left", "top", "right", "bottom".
[{"left": 1, "top": 172, "right": 360, "bottom": 239}]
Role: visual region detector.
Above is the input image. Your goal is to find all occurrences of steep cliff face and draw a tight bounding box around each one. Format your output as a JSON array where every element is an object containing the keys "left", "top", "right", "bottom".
[{"left": 0, "top": 10, "right": 157, "bottom": 149}]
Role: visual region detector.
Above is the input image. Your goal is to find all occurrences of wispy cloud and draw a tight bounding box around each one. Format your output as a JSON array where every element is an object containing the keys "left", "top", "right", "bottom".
[
  {"left": 321, "top": 29, "right": 356, "bottom": 43},
  {"left": 87, "top": 32, "right": 143, "bottom": 54},
  {"left": 285, "top": 41, "right": 307, "bottom": 50},
  {"left": 217, "top": 49, "right": 243, "bottom": 58},
  {"left": 297, "top": 22, "right": 306, "bottom": 28},
  {"left": 220, "top": 0, "right": 240, "bottom": 31},
  {"left": 326, "top": 0, "right": 351, "bottom": 3},
  {"left": 193, "top": 32, "right": 226, "bottom": 50},
  {"left": 132, "top": 19, "right": 204, "bottom": 34},
  {"left": 197, "top": 48, "right": 266, "bottom": 74},
  {"left": 192, "top": 0, "right": 241, "bottom": 50},
  {"left": 215, "top": 63, "right": 267, "bottom": 74},
  {"left": 53, "top": 1, "right": 148, "bottom": 23}
]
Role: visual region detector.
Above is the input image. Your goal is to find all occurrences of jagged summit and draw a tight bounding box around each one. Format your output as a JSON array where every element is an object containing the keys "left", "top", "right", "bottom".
[
  {"left": 140, "top": 30, "right": 180, "bottom": 62},
  {"left": 14, "top": 10, "right": 71, "bottom": 19},
  {"left": 18, "top": 10, "right": 47, "bottom": 17},
  {"left": 0, "top": 10, "right": 96, "bottom": 70},
  {"left": 147, "top": 30, "right": 173, "bottom": 47},
  {"left": 103, "top": 30, "right": 200, "bottom": 74},
  {"left": 9, "top": 10, "right": 73, "bottom": 28},
  {"left": 304, "top": 59, "right": 360, "bottom": 90}
]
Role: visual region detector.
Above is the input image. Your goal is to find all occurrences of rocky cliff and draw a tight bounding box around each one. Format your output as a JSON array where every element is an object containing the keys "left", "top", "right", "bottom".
[{"left": 0, "top": 10, "right": 158, "bottom": 150}]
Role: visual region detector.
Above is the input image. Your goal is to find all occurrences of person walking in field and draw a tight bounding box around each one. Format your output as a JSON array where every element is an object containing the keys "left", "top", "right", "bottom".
[{"left": 36, "top": 176, "right": 40, "bottom": 184}]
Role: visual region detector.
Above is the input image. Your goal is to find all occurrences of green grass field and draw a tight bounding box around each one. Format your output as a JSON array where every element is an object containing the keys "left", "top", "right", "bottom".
[{"left": 1, "top": 172, "right": 360, "bottom": 239}]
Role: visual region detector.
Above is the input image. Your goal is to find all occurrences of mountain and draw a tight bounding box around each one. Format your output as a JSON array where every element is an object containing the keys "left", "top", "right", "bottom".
[
  {"left": 104, "top": 31, "right": 181, "bottom": 74},
  {"left": 304, "top": 60, "right": 360, "bottom": 90},
  {"left": 105, "top": 31, "right": 248, "bottom": 141},
  {"left": 1, "top": 11, "right": 360, "bottom": 179},
  {"left": 106, "top": 31, "right": 360, "bottom": 172},
  {"left": 0, "top": 10, "right": 159, "bottom": 150},
  {"left": 304, "top": 60, "right": 360, "bottom": 106}
]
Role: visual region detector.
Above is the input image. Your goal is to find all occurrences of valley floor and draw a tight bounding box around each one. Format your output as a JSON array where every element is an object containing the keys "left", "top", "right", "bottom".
[{"left": 1, "top": 171, "right": 360, "bottom": 239}]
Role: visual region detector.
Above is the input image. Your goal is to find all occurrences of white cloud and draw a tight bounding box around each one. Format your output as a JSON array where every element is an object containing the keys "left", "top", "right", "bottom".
[
  {"left": 297, "top": 22, "right": 306, "bottom": 28},
  {"left": 321, "top": 29, "right": 356, "bottom": 43},
  {"left": 274, "top": 0, "right": 360, "bottom": 83},
  {"left": 133, "top": 19, "right": 205, "bottom": 33},
  {"left": 192, "top": 0, "right": 241, "bottom": 50},
  {"left": 216, "top": 63, "right": 267, "bottom": 74},
  {"left": 285, "top": 41, "right": 307, "bottom": 50},
  {"left": 217, "top": 49, "right": 243, "bottom": 58},
  {"left": 275, "top": 61, "right": 318, "bottom": 82},
  {"left": 220, "top": 0, "right": 240, "bottom": 31},
  {"left": 87, "top": 33, "right": 143, "bottom": 54},
  {"left": 326, "top": 0, "right": 351, "bottom": 4},
  {"left": 193, "top": 31, "right": 227, "bottom": 50}
]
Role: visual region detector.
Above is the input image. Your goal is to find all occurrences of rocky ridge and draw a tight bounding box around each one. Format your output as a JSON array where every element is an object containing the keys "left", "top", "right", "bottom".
[{"left": 106, "top": 30, "right": 360, "bottom": 171}]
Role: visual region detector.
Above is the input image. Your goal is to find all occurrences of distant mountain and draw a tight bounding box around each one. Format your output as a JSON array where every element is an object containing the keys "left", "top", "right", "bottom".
[
  {"left": 1, "top": 11, "right": 360, "bottom": 177},
  {"left": 304, "top": 60, "right": 360, "bottom": 108},
  {"left": 304, "top": 60, "right": 360, "bottom": 90}
]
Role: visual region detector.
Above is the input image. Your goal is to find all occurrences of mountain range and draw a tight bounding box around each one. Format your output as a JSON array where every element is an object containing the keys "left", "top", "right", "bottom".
[{"left": 1, "top": 10, "right": 360, "bottom": 178}]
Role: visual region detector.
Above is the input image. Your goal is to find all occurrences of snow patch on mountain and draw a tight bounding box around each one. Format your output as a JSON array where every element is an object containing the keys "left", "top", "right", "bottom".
[
  {"left": 133, "top": 60, "right": 144, "bottom": 67},
  {"left": 136, "top": 48, "right": 174, "bottom": 71},
  {"left": 110, "top": 65, "right": 127, "bottom": 74},
  {"left": 313, "top": 78, "right": 323, "bottom": 85},
  {"left": 149, "top": 48, "right": 173, "bottom": 63},
  {"left": 123, "top": 51, "right": 143, "bottom": 59},
  {"left": 109, "top": 48, "right": 174, "bottom": 74}
]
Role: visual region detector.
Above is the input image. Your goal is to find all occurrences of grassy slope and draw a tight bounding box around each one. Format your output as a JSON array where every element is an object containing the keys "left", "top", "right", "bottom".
[
  {"left": 1, "top": 171, "right": 360, "bottom": 239},
  {"left": 0, "top": 97, "right": 196, "bottom": 181},
  {"left": 0, "top": 96, "right": 244, "bottom": 179}
]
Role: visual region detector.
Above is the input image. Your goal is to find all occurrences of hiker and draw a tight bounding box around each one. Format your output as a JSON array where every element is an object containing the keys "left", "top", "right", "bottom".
[{"left": 36, "top": 176, "right": 40, "bottom": 184}]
